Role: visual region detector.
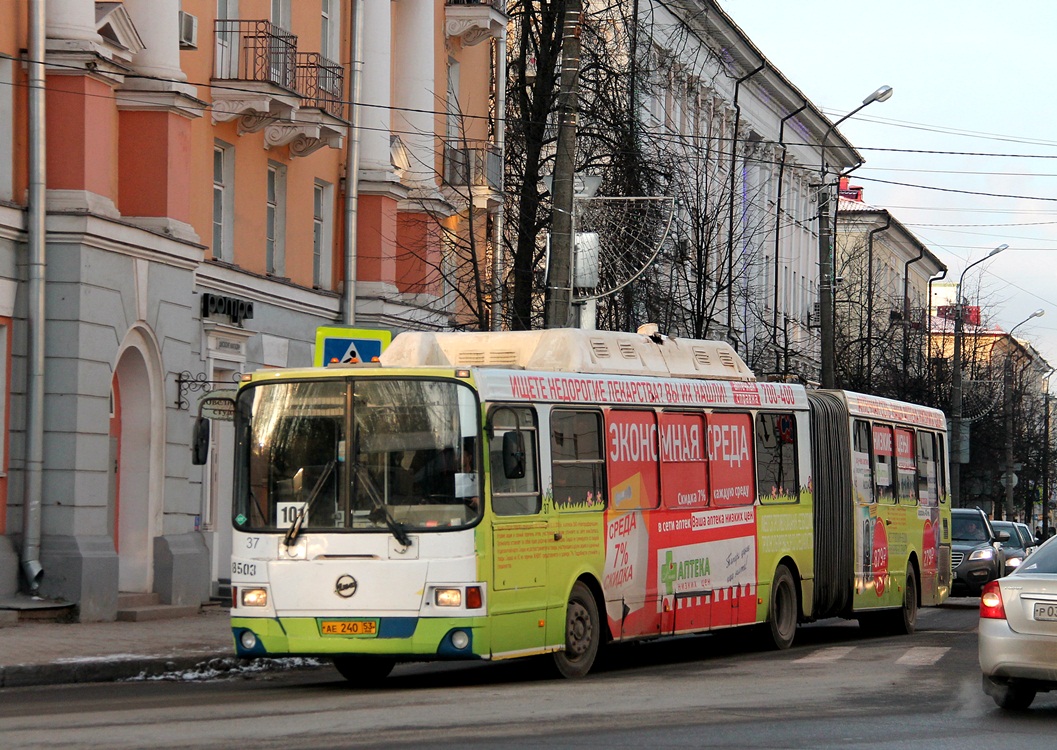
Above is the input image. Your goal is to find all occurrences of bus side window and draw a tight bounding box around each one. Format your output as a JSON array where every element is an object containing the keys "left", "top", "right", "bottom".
[
  {"left": 488, "top": 406, "right": 540, "bottom": 516},
  {"left": 755, "top": 412, "right": 798, "bottom": 503},
  {"left": 916, "top": 431, "right": 937, "bottom": 506},
  {"left": 551, "top": 409, "right": 606, "bottom": 510},
  {"left": 872, "top": 424, "right": 895, "bottom": 504},
  {"left": 852, "top": 420, "right": 874, "bottom": 504},
  {"left": 895, "top": 428, "right": 917, "bottom": 506}
]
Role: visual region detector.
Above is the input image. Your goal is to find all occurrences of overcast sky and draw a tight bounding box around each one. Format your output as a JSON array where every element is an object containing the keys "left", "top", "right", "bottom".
[{"left": 720, "top": 0, "right": 1057, "bottom": 368}]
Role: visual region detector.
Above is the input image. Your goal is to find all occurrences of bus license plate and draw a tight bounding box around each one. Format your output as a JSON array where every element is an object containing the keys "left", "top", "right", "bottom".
[
  {"left": 320, "top": 619, "right": 378, "bottom": 636},
  {"left": 1033, "top": 603, "right": 1057, "bottom": 622}
]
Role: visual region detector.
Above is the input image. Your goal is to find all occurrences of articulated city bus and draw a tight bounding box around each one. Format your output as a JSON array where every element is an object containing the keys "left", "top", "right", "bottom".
[{"left": 201, "top": 328, "right": 950, "bottom": 683}]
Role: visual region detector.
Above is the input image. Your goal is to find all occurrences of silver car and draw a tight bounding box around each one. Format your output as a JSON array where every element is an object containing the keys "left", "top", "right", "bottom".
[{"left": 979, "top": 535, "right": 1057, "bottom": 709}]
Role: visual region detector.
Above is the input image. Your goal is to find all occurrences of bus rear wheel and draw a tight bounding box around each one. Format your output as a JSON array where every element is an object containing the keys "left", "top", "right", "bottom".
[
  {"left": 332, "top": 656, "right": 395, "bottom": 686},
  {"left": 764, "top": 564, "right": 797, "bottom": 650},
  {"left": 552, "top": 581, "right": 600, "bottom": 679},
  {"left": 892, "top": 566, "right": 918, "bottom": 635}
]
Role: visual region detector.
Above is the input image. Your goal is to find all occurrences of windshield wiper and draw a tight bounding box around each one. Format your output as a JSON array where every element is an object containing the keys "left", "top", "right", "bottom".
[
  {"left": 354, "top": 463, "right": 412, "bottom": 548},
  {"left": 283, "top": 460, "right": 336, "bottom": 547}
]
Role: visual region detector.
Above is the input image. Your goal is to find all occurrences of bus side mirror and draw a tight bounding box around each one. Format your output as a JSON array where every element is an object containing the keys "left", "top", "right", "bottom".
[
  {"left": 192, "top": 417, "right": 211, "bottom": 465},
  {"left": 502, "top": 431, "right": 526, "bottom": 480}
]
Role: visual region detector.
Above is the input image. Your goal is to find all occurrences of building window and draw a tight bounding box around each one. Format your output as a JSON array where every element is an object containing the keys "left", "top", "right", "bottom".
[
  {"left": 271, "top": 0, "right": 290, "bottom": 29},
  {"left": 0, "top": 322, "right": 7, "bottom": 472},
  {"left": 266, "top": 161, "right": 286, "bottom": 275},
  {"left": 313, "top": 181, "right": 333, "bottom": 289},
  {"left": 212, "top": 141, "right": 235, "bottom": 261},
  {"left": 0, "top": 59, "right": 12, "bottom": 201},
  {"left": 321, "top": 0, "right": 334, "bottom": 60}
]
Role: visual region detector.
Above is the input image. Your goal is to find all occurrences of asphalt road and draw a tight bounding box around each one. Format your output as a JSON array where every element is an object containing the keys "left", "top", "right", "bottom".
[{"left": 3, "top": 597, "right": 1055, "bottom": 750}]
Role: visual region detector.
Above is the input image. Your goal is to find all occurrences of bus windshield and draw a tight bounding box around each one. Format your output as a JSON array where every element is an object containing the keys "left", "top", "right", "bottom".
[{"left": 233, "top": 377, "right": 481, "bottom": 535}]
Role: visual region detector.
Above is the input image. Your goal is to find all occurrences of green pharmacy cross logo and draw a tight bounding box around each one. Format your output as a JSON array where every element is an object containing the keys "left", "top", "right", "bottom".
[{"left": 661, "top": 550, "right": 677, "bottom": 595}]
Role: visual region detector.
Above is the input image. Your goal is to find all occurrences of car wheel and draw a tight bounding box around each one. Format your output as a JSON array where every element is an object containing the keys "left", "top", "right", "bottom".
[
  {"left": 763, "top": 564, "right": 797, "bottom": 650},
  {"left": 552, "top": 581, "right": 600, "bottom": 678},
  {"left": 986, "top": 677, "right": 1037, "bottom": 710},
  {"left": 892, "top": 566, "right": 918, "bottom": 635}
]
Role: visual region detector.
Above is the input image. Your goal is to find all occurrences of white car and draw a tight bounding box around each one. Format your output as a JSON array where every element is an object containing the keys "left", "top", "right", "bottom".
[{"left": 979, "top": 535, "right": 1057, "bottom": 709}]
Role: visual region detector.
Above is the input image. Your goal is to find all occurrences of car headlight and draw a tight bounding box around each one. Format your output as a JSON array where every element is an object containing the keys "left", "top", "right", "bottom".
[
  {"left": 969, "top": 548, "right": 994, "bottom": 561},
  {"left": 1006, "top": 556, "right": 1023, "bottom": 568}
]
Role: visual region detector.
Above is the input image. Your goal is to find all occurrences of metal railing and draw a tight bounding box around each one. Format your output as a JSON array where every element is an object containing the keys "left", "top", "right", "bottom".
[
  {"left": 296, "top": 52, "right": 345, "bottom": 119},
  {"left": 214, "top": 19, "right": 297, "bottom": 91},
  {"left": 446, "top": 0, "right": 507, "bottom": 9},
  {"left": 443, "top": 141, "right": 502, "bottom": 191}
]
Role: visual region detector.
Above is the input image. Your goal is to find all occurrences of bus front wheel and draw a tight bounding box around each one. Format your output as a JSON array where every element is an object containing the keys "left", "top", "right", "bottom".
[
  {"left": 765, "top": 564, "right": 798, "bottom": 650},
  {"left": 332, "top": 656, "right": 395, "bottom": 686},
  {"left": 553, "top": 581, "right": 600, "bottom": 679}
]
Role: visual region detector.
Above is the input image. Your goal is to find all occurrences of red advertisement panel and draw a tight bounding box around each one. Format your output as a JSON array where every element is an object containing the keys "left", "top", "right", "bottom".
[
  {"left": 872, "top": 425, "right": 893, "bottom": 457},
  {"left": 707, "top": 413, "right": 754, "bottom": 506},
  {"left": 659, "top": 412, "right": 708, "bottom": 509},
  {"left": 605, "top": 410, "right": 659, "bottom": 510},
  {"left": 894, "top": 428, "right": 915, "bottom": 472}
]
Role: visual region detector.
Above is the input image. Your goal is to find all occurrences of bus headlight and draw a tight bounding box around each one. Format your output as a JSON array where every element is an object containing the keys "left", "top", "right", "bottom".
[
  {"left": 435, "top": 588, "right": 462, "bottom": 607},
  {"left": 239, "top": 630, "right": 259, "bottom": 650},
  {"left": 241, "top": 588, "right": 268, "bottom": 607}
]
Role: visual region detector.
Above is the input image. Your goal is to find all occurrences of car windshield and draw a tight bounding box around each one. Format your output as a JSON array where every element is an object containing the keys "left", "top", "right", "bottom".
[
  {"left": 233, "top": 377, "right": 481, "bottom": 535},
  {"left": 1014, "top": 539, "right": 1057, "bottom": 575},
  {"left": 952, "top": 513, "right": 990, "bottom": 542}
]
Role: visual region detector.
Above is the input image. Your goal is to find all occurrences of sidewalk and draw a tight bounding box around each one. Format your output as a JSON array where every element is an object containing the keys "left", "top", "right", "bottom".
[{"left": 0, "top": 603, "right": 250, "bottom": 688}]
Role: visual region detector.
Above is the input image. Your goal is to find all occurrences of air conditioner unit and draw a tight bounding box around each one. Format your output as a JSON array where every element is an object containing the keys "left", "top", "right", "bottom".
[{"left": 179, "top": 11, "right": 198, "bottom": 50}]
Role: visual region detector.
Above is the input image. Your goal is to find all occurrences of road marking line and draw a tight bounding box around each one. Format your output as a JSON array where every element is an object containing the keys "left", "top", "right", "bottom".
[
  {"left": 896, "top": 647, "right": 949, "bottom": 666},
  {"left": 794, "top": 646, "right": 856, "bottom": 663}
]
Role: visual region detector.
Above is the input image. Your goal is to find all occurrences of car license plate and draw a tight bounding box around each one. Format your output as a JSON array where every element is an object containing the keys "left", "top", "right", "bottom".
[
  {"left": 320, "top": 619, "right": 378, "bottom": 636},
  {"left": 1033, "top": 603, "right": 1057, "bottom": 621}
]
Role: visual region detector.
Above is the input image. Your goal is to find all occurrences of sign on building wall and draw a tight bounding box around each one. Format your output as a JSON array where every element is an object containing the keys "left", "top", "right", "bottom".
[{"left": 314, "top": 327, "right": 392, "bottom": 367}]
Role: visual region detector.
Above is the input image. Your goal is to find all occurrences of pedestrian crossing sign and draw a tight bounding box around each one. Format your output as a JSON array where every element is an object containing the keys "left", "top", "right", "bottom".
[{"left": 314, "top": 327, "right": 392, "bottom": 367}]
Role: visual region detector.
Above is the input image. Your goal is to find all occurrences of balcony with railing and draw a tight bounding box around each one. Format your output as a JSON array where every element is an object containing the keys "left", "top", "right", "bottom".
[
  {"left": 445, "top": 0, "right": 508, "bottom": 46},
  {"left": 211, "top": 19, "right": 300, "bottom": 127},
  {"left": 296, "top": 53, "right": 345, "bottom": 120},
  {"left": 211, "top": 20, "right": 344, "bottom": 156},
  {"left": 443, "top": 141, "right": 503, "bottom": 198}
]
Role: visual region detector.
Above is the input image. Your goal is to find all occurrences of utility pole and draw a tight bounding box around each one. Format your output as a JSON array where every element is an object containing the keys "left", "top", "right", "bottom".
[
  {"left": 1044, "top": 372, "right": 1054, "bottom": 537},
  {"left": 816, "top": 86, "right": 893, "bottom": 388},
  {"left": 544, "top": 0, "right": 582, "bottom": 329},
  {"left": 1002, "top": 355, "right": 1013, "bottom": 520}
]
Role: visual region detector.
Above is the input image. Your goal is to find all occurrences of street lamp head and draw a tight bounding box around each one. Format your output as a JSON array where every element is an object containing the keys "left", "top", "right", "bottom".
[
  {"left": 989, "top": 243, "right": 1009, "bottom": 257},
  {"left": 863, "top": 85, "right": 894, "bottom": 105},
  {"left": 1009, "top": 309, "right": 1046, "bottom": 338}
]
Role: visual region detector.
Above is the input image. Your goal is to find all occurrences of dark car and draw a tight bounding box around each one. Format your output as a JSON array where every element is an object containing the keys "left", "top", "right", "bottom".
[
  {"left": 951, "top": 508, "right": 1007, "bottom": 596},
  {"left": 992, "top": 520, "right": 1032, "bottom": 571}
]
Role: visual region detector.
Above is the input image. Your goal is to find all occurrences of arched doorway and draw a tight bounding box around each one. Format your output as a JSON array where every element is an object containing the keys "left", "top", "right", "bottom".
[{"left": 111, "top": 337, "right": 161, "bottom": 593}]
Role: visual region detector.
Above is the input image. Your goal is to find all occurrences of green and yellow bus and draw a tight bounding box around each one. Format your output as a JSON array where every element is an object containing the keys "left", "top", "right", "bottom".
[{"left": 198, "top": 329, "right": 950, "bottom": 683}]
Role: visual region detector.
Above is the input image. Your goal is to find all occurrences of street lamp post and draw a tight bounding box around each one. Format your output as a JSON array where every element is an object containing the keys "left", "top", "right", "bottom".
[
  {"left": 819, "top": 85, "right": 893, "bottom": 389},
  {"left": 950, "top": 243, "right": 1008, "bottom": 507},
  {"left": 1003, "top": 309, "right": 1045, "bottom": 520}
]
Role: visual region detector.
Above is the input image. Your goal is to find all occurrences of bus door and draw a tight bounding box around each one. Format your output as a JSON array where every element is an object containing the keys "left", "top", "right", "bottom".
[
  {"left": 547, "top": 408, "right": 607, "bottom": 639},
  {"left": 915, "top": 429, "right": 946, "bottom": 605},
  {"left": 487, "top": 406, "right": 552, "bottom": 656}
]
